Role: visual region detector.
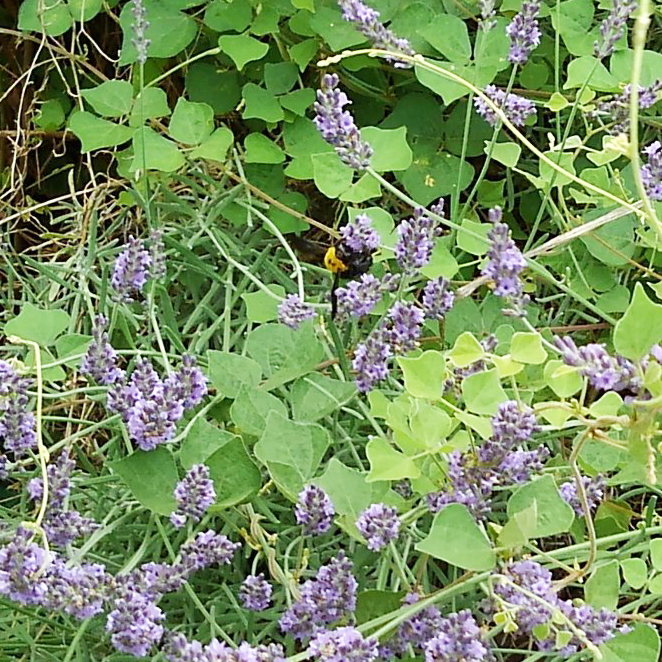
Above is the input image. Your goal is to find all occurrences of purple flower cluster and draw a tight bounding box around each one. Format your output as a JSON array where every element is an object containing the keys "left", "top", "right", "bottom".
[
  {"left": 279, "top": 552, "right": 357, "bottom": 640},
  {"left": 27, "top": 451, "right": 97, "bottom": 547},
  {"left": 475, "top": 85, "right": 536, "bottom": 127},
  {"left": 240, "top": 573, "right": 272, "bottom": 611},
  {"left": 594, "top": 0, "right": 637, "bottom": 60},
  {"left": 481, "top": 206, "right": 529, "bottom": 315},
  {"left": 422, "top": 277, "right": 455, "bottom": 320},
  {"left": 495, "top": 560, "right": 622, "bottom": 655},
  {"left": 164, "top": 634, "right": 285, "bottom": 662},
  {"left": 356, "top": 503, "right": 401, "bottom": 550},
  {"left": 506, "top": 0, "right": 541, "bottom": 65},
  {"left": 107, "top": 356, "right": 207, "bottom": 450},
  {"left": 559, "top": 474, "right": 606, "bottom": 516},
  {"left": 309, "top": 626, "right": 379, "bottom": 662},
  {"left": 338, "top": 0, "right": 415, "bottom": 67},
  {"left": 0, "top": 360, "right": 37, "bottom": 457},
  {"left": 170, "top": 464, "right": 216, "bottom": 529},
  {"left": 278, "top": 294, "right": 316, "bottom": 329},
  {"left": 592, "top": 81, "right": 661, "bottom": 134},
  {"left": 131, "top": 0, "right": 151, "bottom": 65},
  {"left": 424, "top": 610, "right": 489, "bottom": 662},
  {"left": 335, "top": 274, "right": 383, "bottom": 320},
  {"left": 296, "top": 485, "right": 335, "bottom": 535},
  {"left": 427, "top": 401, "right": 547, "bottom": 519},
  {"left": 111, "top": 235, "right": 152, "bottom": 303},
  {"left": 554, "top": 336, "right": 641, "bottom": 393},
  {"left": 80, "top": 315, "right": 125, "bottom": 385},
  {"left": 314, "top": 74, "right": 373, "bottom": 170},
  {"left": 394, "top": 207, "right": 442, "bottom": 274},
  {"left": 641, "top": 141, "right": 662, "bottom": 201},
  {"left": 106, "top": 591, "right": 165, "bottom": 657},
  {"left": 340, "top": 214, "right": 380, "bottom": 253},
  {"left": 390, "top": 593, "right": 444, "bottom": 656}
]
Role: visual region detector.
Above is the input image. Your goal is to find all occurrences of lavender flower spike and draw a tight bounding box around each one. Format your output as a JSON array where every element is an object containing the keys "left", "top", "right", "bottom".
[
  {"left": 335, "top": 273, "right": 383, "bottom": 320},
  {"left": 111, "top": 235, "right": 152, "bottom": 303},
  {"left": 80, "top": 315, "right": 124, "bottom": 385},
  {"left": 352, "top": 328, "right": 393, "bottom": 392},
  {"left": 425, "top": 610, "right": 489, "bottom": 662},
  {"left": 422, "top": 277, "right": 455, "bottom": 320},
  {"left": 170, "top": 464, "right": 216, "bottom": 529},
  {"left": 340, "top": 213, "right": 380, "bottom": 253},
  {"left": 240, "top": 573, "right": 273, "bottom": 611},
  {"left": 131, "top": 0, "right": 151, "bottom": 65},
  {"left": 594, "top": 0, "right": 637, "bottom": 60},
  {"left": 356, "top": 503, "right": 401, "bottom": 550},
  {"left": 296, "top": 484, "right": 335, "bottom": 535},
  {"left": 559, "top": 474, "right": 606, "bottom": 516},
  {"left": 506, "top": 0, "right": 541, "bottom": 65},
  {"left": 314, "top": 73, "right": 373, "bottom": 170},
  {"left": 0, "top": 361, "right": 37, "bottom": 457},
  {"left": 475, "top": 85, "right": 536, "bottom": 127},
  {"left": 338, "top": 0, "right": 415, "bottom": 67},
  {"left": 278, "top": 294, "right": 316, "bottom": 329},
  {"left": 394, "top": 207, "right": 442, "bottom": 273},
  {"left": 641, "top": 141, "right": 662, "bottom": 201},
  {"left": 309, "top": 626, "right": 379, "bottom": 662}
]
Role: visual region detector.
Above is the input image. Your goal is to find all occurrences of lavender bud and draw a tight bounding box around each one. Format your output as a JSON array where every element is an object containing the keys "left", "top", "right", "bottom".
[
  {"left": 352, "top": 328, "right": 393, "bottom": 393},
  {"left": 591, "top": 81, "right": 661, "bottom": 134},
  {"left": 171, "top": 464, "right": 216, "bottom": 528},
  {"left": 309, "top": 626, "right": 379, "bottom": 662},
  {"left": 340, "top": 213, "right": 380, "bottom": 253},
  {"left": 479, "top": 0, "right": 497, "bottom": 31},
  {"left": 0, "top": 361, "right": 36, "bottom": 457},
  {"left": 641, "top": 141, "right": 662, "bottom": 201},
  {"left": 394, "top": 208, "right": 440, "bottom": 273},
  {"left": 335, "top": 274, "right": 383, "bottom": 320},
  {"left": 80, "top": 315, "right": 124, "bottom": 385},
  {"left": 559, "top": 474, "right": 606, "bottom": 516},
  {"left": 422, "top": 278, "right": 455, "bottom": 320},
  {"left": 385, "top": 301, "right": 424, "bottom": 353},
  {"left": 313, "top": 73, "right": 373, "bottom": 170},
  {"left": 593, "top": 0, "right": 637, "bottom": 60},
  {"left": 106, "top": 591, "right": 164, "bottom": 657},
  {"left": 392, "top": 593, "right": 443, "bottom": 655},
  {"left": 164, "top": 355, "right": 207, "bottom": 410},
  {"left": 475, "top": 85, "right": 536, "bottom": 127},
  {"left": 295, "top": 485, "right": 335, "bottom": 535},
  {"left": 240, "top": 573, "right": 273, "bottom": 611},
  {"left": 356, "top": 503, "right": 401, "bottom": 551},
  {"left": 424, "top": 610, "right": 489, "bottom": 662},
  {"left": 178, "top": 530, "right": 240, "bottom": 575},
  {"left": 111, "top": 236, "right": 152, "bottom": 303},
  {"left": 506, "top": 0, "right": 541, "bottom": 65},
  {"left": 278, "top": 294, "right": 315, "bottom": 329},
  {"left": 131, "top": 0, "right": 151, "bottom": 65},
  {"left": 148, "top": 229, "right": 166, "bottom": 279}
]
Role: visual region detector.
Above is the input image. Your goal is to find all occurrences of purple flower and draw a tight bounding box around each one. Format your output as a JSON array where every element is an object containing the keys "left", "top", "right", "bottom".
[
  {"left": 386, "top": 301, "right": 424, "bottom": 353},
  {"left": 296, "top": 485, "right": 335, "bottom": 535},
  {"left": 554, "top": 336, "right": 641, "bottom": 393},
  {"left": 0, "top": 528, "right": 51, "bottom": 605},
  {"left": 280, "top": 552, "right": 357, "bottom": 641},
  {"left": 481, "top": 206, "right": 529, "bottom": 315},
  {"left": 131, "top": 0, "right": 151, "bottom": 65},
  {"left": 0, "top": 361, "right": 37, "bottom": 457},
  {"left": 171, "top": 464, "right": 216, "bottom": 528},
  {"left": 313, "top": 73, "right": 373, "bottom": 170},
  {"left": 422, "top": 278, "right": 455, "bottom": 320},
  {"left": 45, "top": 559, "right": 109, "bottom": 620},
  {"left": 80, "top": 315, "right": 124, "bottom": 385},
  {"left": 641, "top": 141, "right": 662, "bottom": 201},
  {"left": 179, "top": 530, "right": 240, "bottom": 575},
  {"left": 394, "top": 207, "right": 441, "bottom": 273},
  {"left": 335, "top": 274, "right": 383, "bottom": 320},
  {"left": 506, "top": 0, "right": 541, "bottom": 65},
  {"left": 479, "top": 0, "right": 497, "bottom": 31},
  {"left": 392, "top": 593, "right": 443, "bottom": 655},
  {"left": 592, "top": 81, "right": 661, "bottom": 134},
  {"left": 148, "top": 229, "right": 166, "bottom": 279},
  {"left": 498, "top": 448, "right": 548, "bottom": 484},
  {"left": 309, "top": 626, "right": 379, "bottom": 662},
  {"left": 111, "top": 235, "right": 152, "bottom": 303},
  {"left": 106, "top": 591, "right": 165, "bottom": 657},
  {"left": 475, "top": 85, "right": 536, "bottom": 127},
  {"left": 340, "top": 214, "right": 380, "bottom": 253},
  {"left": 278, "top": 294, "right": 315, "bottom": 329},
  {"left": 352, "top": 328, "right": 393, "bottom": 392},
  {"left": 126, "top": 388, "right": 182, "bottom": 450},
  {"left": 338, "top": 0, "right": 415, "bottom": 67},
  {"left": 489, "top": 400, "right": 539, "bottom": 448},
  {"left": 240, "top": 573, "right": 272, "bottom": 611},
  {"left": 164, "top": 355, "right": 207, "bottom": 410},
  {"left": 559, "top": 474, "right": 606, "bottom": 516},
  {"left": 594, "top": 0, "right": 637, "bottom": 60},
  {"left": 424, "top": 610, "right": 489, "bottom": 662},
  {"left": 356, "top": 503, "right": 401, "bottom": 550}
]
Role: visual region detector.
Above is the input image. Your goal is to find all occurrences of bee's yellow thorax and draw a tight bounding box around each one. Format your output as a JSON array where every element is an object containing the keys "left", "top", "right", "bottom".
[{"left": 324, "top": 246, "right": 348, "bottom": 273}]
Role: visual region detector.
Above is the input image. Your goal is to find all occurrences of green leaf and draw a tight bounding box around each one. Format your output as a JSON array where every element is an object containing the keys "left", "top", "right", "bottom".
[
  {"left": 339, "top": 172, "right": 382, "bottom": 203},
  {"left": 580, "top": 212, "right": 636, "bottom": 266},
  {"left": 651, "top": 539, "right": 662, "bottom": 572},
  {"left": 614, "top": 283, "right": 662, "bottom": 360},
  {"left": 600, "top": 623, "right": 660, "bottom": 662},
  {"left": 242, "top": 83, "right": 284, "bottom": 123},
  {"left": 5, "top": 302, "right": 70, "bottom": 346},
  {"left": 315, "top": 457, "right": 373, "bottom": 520},
  {"left": 34, "top": 99, "right": 65, "bottom": 130},
  {"left": 449, "top": 331, "right": 484, "bottom": 368},
  {"left": 366, "top": 438, "right": 421, "bottom": 482},
  {"left": 186, "top": 63, "right": 241, "bottom": 115},
  {"left": 361, "top": 127, "right": 412, "bottom": 172},
  {"left": 457, "top": 219, "right": 491, "bottom": 255},
  {"left": 131, "top": 127, "right": 185, "bottom": 173},
  {"left": 551, "top": 0, "right": 597, "bottom": 56},
  {"left": 564, "top": 55, "right": 619, "bottom": 91},
  {"left": 288, "top": 38, "right": 319, "bottom": 71},
  {"left": 25, "top": 347, "right": 65, "bottom": 382},
  {"left": 206, "top": 435, "right": 261, "bottom": 508},
  {"left": 254, "top": 411, "right": 329, "bottom": 499},
  {"left": 620, "top": 558, "right": 648, "bottom": 589},
  {"left": 415, "top": 504, "right": 496, "bottom": 571},
  {"left": 206, "top": 350, "right": 262, "bottom": 399},
  {"left": 420, "top": 14, "right": 471, "bottom": 63},
  {"left": 510, "top": 332, "right": 547, "bottom": 364},
  {"left": 219, "top": 34, "right": 269, "bottom": 70},
  {"left": 230, "top": 385, "right": 287, "bottom": 437},
  {"left": 67, "top": 0, "right": 103, "bottom": 21},
  {"left": 538, "top": 150, "right": 576, "bottom": 188},
  {"left": 397, "top": 350, "right": 446, "bottom": 400},
  {"left": 415, "top": 61, "right": 469, "bottom": 105},
  {"left": 279, "top": 88, "right": 316, "bottom": 116},
  {"left": 544, "top": 360, "right": 583, "bottom": 397},
  {"left": 291, "top": 373, "right": 356, "bottom": 422},
  {"left": 311, "top": 152, "right": 353, "bottom": 198},
  {"left": 585, "top": 560, "right": 619, "bottom": 610},
  {"left": 461, "top": 368, "right": 506, "bottom": 415},
  {"left": 309, "top": 7, "right": 365, "bottom": 51},
  {"left": 648, "top": 574, "right": 662, "bottom": 594},
  {"left": 498, "top": 501, "right": 538, "bottom": 548},
  {"left": 245, "top": 322, "right": 324, "bottom": 389},
  {"left": 244, "top": 133, "right": 285, "bottom": 164},
  {"left": 129, "top": 88, "right": 171, "bottom": 127},
  {"left": 356, "top": 590, "right": 405, "bottom": 625},
  {"left": 55, "top": 333, "right": 91, "bottom": 368},
  {"left": 168, "top": 98, "right": 214, "bottom": 145},
  {"left": 119, "top": 0, "right": 196, "bottom": 64},
  {"left": 241, "top": 285, "right": 285, "bottom": 323},
  {"left": 490, "top": 141, "right": 521, "bottom": 168},
  {"left": 264, "top": 62, "right": 299, "bottom": 95},
  {"left": 190, "top": 127, "right": 234, "bottom": 162},
  {"left": 180, "top": 417, "right": 238, "bottom": 467},
  {"left": 81, "top": 80, "right": 133, "bottom": 118},
  {"left": 507, "top": 475, "right": 575, "bottom": 537},
  {"left": 18, "top": 0, "right": 73, "bottom": 36},
  {"left": 68, "top": 111, "right": 134, "bottom": 153},
  {"left": 204, "top": 0, "right": 252, "bottom": 33},
  {"left": 110, "top": 446, "right": 178, "bottom": 515}
]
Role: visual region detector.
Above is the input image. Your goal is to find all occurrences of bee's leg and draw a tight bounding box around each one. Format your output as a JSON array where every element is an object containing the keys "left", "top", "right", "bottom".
[{"left": 331, "top": 273, "right": 340, "bottom": 318}]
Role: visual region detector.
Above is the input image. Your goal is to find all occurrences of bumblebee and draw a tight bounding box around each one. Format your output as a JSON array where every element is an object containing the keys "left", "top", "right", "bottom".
[{"left": 290, "top": 236, "right": 373, "bottom": 317}]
